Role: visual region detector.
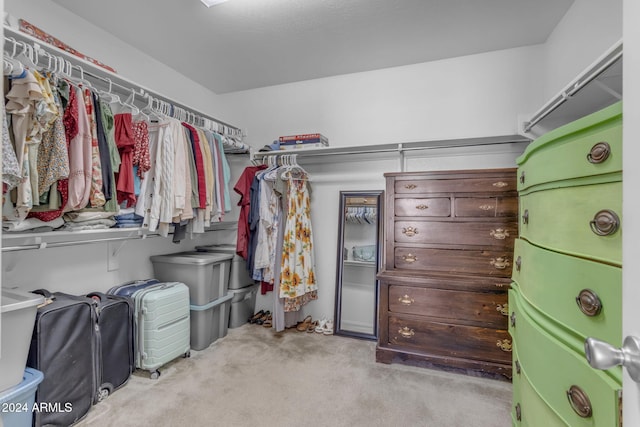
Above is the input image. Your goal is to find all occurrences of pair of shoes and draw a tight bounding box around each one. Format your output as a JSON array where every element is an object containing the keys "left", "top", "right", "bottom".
[
  {"left": 315, "top": 318, "right": 334, "bottom": 335},
  {"left": 296, "top": 315, "right": 313, "bottom": 332},
  {"left": 262, "top": 314, "right": 273, "bottom": 328},
  {"left": 255, "top": 311, "right": 271, "bottom": 325},
  {"left": 249, "top": 310, "right": 265, "bottom": 324},
  {"left": 306, "top": 320, "right": 318, "bottom": 333}
]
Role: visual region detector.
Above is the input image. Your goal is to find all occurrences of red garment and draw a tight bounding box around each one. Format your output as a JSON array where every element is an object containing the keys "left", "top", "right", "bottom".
[
  {"left": 132, "top": 120, "right": 150, "bottom": 178},
  {"left": 27, "top": 179, "right": 69, "bottom": 222},
  {"left": 261, "top": 281, "right": 274, "bottom": 295},
  {"left": 182, "top": 123, "right": 207, "bottom": 209},
  {"left": 63, "top": 87, "right": 78, "bottom": 144},
  {"left": 234, "top": 165, "right": 267, "bottom": 260},
  {"left": 114, "top": 113, "right": 136, "bottom": 208}
]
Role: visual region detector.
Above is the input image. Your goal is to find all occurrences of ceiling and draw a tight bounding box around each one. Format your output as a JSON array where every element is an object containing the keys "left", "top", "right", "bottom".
[{"left": 52, "top": 0, "right": 574, "bottom": 95}]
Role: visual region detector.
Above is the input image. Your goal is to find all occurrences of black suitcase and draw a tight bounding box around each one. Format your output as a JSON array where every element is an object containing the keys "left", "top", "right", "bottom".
[
  {"left": 27, "top": 289, "right": 98, "bottom": 427},
  {"left": 86, "top": 292, "right": 135, "bottom": 402}
]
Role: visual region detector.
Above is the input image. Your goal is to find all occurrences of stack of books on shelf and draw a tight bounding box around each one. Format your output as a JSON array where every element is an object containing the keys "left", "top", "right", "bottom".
[{"left": 278, "top": 133, "right": 329, "bottom": 150}]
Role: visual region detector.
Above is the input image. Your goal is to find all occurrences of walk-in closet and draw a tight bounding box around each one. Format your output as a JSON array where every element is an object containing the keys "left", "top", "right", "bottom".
[{"left": 1, "top": 0, "right": 637, "bottom": 426}]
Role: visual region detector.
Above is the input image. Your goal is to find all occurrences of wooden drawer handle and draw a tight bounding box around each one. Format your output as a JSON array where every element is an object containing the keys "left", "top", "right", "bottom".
[
  {"left": 398, "top": 327, "right": 415, "bottom": 338},
  {"left": 490, "top": 228, "right": 509, "bottom": 240},
  {"left": 402, "top": 226, "right": 418, "bottom": 237},
  {"left": 415, "top": 204, "right": 428, "bottom": 210},
  {"left": 496, "top": 339, "right": 512, "bottom": 352},
  {"left": 567, "top": 385, "right": 593, "bottom": 418},
  {"left": 522, "top": 209, "right": 529, "bottom": 225},
  {"left": 402, "top": 254, "right": 417, "bottom": 263},
  {"left": 490, "top": 257, "right": 510, "bottom": 270},
  {"left": 404, "top": 184, "right": 417, "bottom": 190},
  {"left": 398, "top": 295, "right": 414, "bottom": 305},
  {"left": 496, "top": 303, "right": 509, "bottom": 316},
  {"left": 576, "top": 289, "right": 603, "bottom": 317},
  {"left": 590, "top": 209, "right": 620, "bottom": 236},
  {"left": 587, "top": 141, "right": 611, "bottom": 164},
  {"left": 515, "top": 403, "right": 522, "bottom": 421}
]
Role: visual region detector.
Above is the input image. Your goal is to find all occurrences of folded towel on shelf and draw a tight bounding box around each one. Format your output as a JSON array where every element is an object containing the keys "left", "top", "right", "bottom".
[{"left": 2, "top": 217, "right": 65, "bottom": 232}]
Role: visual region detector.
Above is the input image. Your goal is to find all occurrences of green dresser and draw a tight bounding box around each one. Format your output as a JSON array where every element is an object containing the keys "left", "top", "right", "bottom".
[{"left": 510, "top": 102, "right": 622, "bottom": 426}]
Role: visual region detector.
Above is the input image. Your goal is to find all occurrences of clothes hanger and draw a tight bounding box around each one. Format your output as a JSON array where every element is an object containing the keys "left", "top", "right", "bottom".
[
  {"left": 97, "top": 78, "right": 122, "bottom": 105},
  {"left": 121, "top": 88, "right": 140, "bottom": 115}
]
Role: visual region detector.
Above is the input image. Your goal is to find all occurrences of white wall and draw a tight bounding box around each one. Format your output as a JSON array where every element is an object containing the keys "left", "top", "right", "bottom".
[
  {"left": 220, "top": 45, "right": 544, "bottom": 149},
  {"left": 541, "top": 0, "right": 623, "bottom": 104},
  {"left": 3, "top": 0, "right": 233, "bottom": 122}
]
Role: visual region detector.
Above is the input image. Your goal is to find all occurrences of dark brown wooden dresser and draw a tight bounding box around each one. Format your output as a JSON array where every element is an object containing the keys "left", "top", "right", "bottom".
[{"left": 376, "top": 168, "right": 518, "bottom": 380}]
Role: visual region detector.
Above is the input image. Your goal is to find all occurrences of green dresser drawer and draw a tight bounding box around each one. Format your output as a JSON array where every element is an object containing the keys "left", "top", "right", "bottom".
[
  {"left": 519, "top": 181, "right": 622, "bottom": 266},
  {"left": 517, "top": 102, "right": 622, "bottom": 192},
  {"left": 509, "top": 288, "right": 621, "bottom": 426},
  {"left": 511, "top": 238, "right": 621, "bottom": 347}
]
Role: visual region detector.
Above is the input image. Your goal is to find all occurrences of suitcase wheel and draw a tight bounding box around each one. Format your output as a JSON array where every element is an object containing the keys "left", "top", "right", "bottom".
[
  {"left": 184, "top": 351, "right": 191, "bottom": 358},
  {"left": 150, "top": 370, "right": 161, "bottom": 380},
  {"left": 97, "top": 386, "right": 111, "bottom": 402}
]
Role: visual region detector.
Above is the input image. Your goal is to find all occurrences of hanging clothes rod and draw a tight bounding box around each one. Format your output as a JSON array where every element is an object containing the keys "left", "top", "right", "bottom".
[
  {"left": 523, "top": 40, "right": 623, "bottom": 133},
  {"left": 3, "top": 25, "right": 245, "bottom": 140},
  {"left": 251, "top": 135, "right": 529, "bottom": 162}
]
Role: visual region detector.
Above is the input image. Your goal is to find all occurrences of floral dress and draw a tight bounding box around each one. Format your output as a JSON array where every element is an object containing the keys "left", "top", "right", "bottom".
[{"left": 279, "top": 174, "right": 317, "bottom": 312}]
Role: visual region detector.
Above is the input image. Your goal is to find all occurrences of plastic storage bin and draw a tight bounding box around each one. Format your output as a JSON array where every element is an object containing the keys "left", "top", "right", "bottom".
[
  {"left": 228, "top": 283, "right": 260, "bottom": 328},
  {"left": 0, "top": 288, "right": 45, "bottom": 393},
  {"left": 195, "top": 244, "right": 254, "bottom": 290},
  {"left": 150, "top": 252, "right": 233, "bottom": 305},
  {"left": 190, "top": 293, "right": 233, "bottom": 351},
  {"left": 0, "top": 368, "right": 44, "bottom": 427}
]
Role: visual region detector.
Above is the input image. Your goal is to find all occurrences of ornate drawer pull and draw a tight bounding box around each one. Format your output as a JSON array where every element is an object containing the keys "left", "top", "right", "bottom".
[
  {"left": 510, "top": 311, "right": 516, "bottom": 328},
  {"left": 490, "top": 257, "right": 510, "bottom": 270},
  {"left": 587, "top": 141, "right": 611, "bottom": 164},
  {"left": 515, "top": 403, "right": 522, "bottom": 421},
  {"left": 398, "top": 327, "right": 415, "bottom": 338},
  {"left": 490, "top": 228, "right": 509, "bottom": 240},
  {"left": 519, "top": 171, "right": 525, "bottom": 184},
  {"left": 567, "top": 385, "right": 593, "bottom": 418},
  {"left": 493, "top": 181, "right": 508, "bottom": 188},
  {"left": 515, "top": 256, "right": 522, "bottom": 272},
  {"left": 496, "top": 339, "right": 512, "bottom": 352},
  {"left": 590, "top": 209, "right": 620, "bottom": 236},
  {"left": 576, "top": 289, "right": 602, "bottom": 317},
  {"left": 479, "top": 204, "right": 493, "bottom": 211},
  {"left": 515, "top": 360, "right": 521, "bottom": 375},
  {"left": 495, "top": 283, "right": 506, "bottom": 288},
  {"left": 404, "top": 184, "right": 417, "bottom": 190},
  {"left": 415, "top": 204, "right": 428, "bottom": 210},
  {"left": 522, "top": 209, "right": 529, "bottom": 225},
  {"left": 496, "top": 303, "right": 509, "bottom": 316},
  {"left": 398, "top": 295, "right": 414, "bottom": 305},
  {"left": 402, "top": 226, "right": 418, "bottom": 237},
  {"left": 402, "top": 254, "right": 417, "bottom": 263}
]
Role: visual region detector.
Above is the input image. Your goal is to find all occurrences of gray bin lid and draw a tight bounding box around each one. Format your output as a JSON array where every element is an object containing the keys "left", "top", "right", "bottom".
[
  {"left": 1, "top": 288, "right": 45, "bottom": 313},
  {"left": 195, "top": 245, "right": 244, "bottom": 261},
  {"left": 150, "top": 251, "right": 233, "bottom": 265}
]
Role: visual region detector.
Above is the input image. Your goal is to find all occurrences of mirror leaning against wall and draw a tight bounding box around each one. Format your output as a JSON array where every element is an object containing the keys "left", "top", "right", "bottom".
[{"left": 334, "top": 191, "right": 383, "bottom": 340}]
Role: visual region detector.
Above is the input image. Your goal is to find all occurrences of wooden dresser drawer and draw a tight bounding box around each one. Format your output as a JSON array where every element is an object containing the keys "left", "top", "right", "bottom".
[
  {"left": 394, "top": 197, "right": 451, "bottom": 217},
  {"left": 388, "top": 284, "right": 508, "bottom": 328},
  {"left": 395, "top": 176, "right": 517, "bottom": 194},
  {"left": 394, "top": 220, "right": 517, "bottom": 247},
  {"left": 509, "top": 288, "right": 621, "bottom": 426},
  {"left": 517, "top": 102, "right": 622, "bottom": 192},
  {"left": 519, "top": 180, "right": 621, "bottom": 266},
  {"left": 394, "top": 247, "right": 513, "bottom": 277},
  {"left": 387, "top": 315, "right": 512, "bottom": 365},
  {"left": 512, "top": 238, "right": 621, "bottom": 346},
  {"left": 454, "top": 196, "right": 519, "bottom": 217}
]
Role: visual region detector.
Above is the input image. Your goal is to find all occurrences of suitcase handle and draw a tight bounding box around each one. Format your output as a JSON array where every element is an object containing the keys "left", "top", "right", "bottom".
[
  {"left": 32, "top": 289, "right": 54, "bottom": 299},
  {"left": 87, "top": 292, "right": 108, "bottom": 302}
]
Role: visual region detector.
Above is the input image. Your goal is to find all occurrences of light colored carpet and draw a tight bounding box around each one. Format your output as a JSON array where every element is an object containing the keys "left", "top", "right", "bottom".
[{"left": 77, "top": 324, "right": 512, "bottom": 427}]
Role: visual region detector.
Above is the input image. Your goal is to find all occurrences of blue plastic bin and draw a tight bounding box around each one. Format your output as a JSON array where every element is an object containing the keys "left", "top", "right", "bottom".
[{"left": 0, "top": 368, "right": 44, "bottom": 427}]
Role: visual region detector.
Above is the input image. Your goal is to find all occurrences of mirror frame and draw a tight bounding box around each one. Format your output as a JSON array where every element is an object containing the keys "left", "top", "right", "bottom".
[{"left": 333, "top": 190, "right": 384, "bottom": 340}]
